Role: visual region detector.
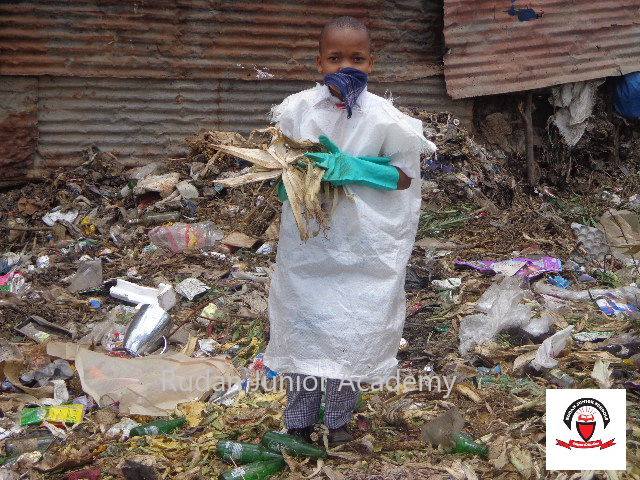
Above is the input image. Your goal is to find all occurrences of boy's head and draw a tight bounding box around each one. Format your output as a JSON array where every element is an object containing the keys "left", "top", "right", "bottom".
[{"left": 317, "top": 16, "right": 374, "bottom": 75}]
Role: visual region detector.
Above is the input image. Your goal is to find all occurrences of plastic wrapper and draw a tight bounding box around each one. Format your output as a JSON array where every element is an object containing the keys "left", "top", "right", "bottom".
[
  {"left": 455, "top": 257, "right": 562, "bottom": 280},
  {"left": 19, "top": 404, "right": 84, "bottom": 426},
  {"left": 596, "top": 296, "right": 639, "bottom": 316},
  {"left": 530, "top": 325, "right": 574, "bottom": 370},
  {"left": 175, "top": 277, "right": 210, "bottom": 301},
  {"left": 148, "top": 221, "right": 223, "bottom": 253}
]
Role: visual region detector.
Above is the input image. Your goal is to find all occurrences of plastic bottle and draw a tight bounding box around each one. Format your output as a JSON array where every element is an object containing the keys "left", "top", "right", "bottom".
[
  {"left": 148, "top": 221, "right": 223, "bottom": 253},
  {"left": 218, "top": 459, "right": 286, "bottom": 480},
  {"left": 129, "top": 417, "right": 186, "bottom": 437},
  {"left": 5, "top": 432, "right": 55, "bottom": 456},
  {"left": 216, "top": 440, "right": 284, "bottom": 463},
  {"left": 129, "top": 211, "right": 180, "bottom": 226},
  {"left": 452, "top": 433, "right": 489, "bottom": 459},
  {"left": 261, "top": 431, "right": 327, "bottom": 458}
]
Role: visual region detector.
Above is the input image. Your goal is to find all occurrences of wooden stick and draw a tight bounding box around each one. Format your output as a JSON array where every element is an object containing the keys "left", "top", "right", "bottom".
[
  {"left": 520, "top": 91, "right": 538, "bottom": 186},
  {"left": 0, "top": 224, "right": 53, "bottom": 231}
]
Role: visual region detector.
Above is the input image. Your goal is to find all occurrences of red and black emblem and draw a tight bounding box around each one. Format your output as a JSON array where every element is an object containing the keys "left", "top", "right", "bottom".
[
  {"left": 576, "top": 410, "right": 596, "bottom": 441},
  {"left": 557, "top": 398, "right": 615, "bottom": 450}
]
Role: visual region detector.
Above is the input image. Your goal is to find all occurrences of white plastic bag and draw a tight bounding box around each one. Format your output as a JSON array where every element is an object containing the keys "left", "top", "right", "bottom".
[
  {"left": 530, "top": 325, "right": 574, "bottom": 370},
  {"left": 459, "top": 276, "right": 531, "bottom": 355}
]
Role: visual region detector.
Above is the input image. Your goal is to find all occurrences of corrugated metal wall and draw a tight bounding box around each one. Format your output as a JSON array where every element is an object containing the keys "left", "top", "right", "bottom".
[
  {"left": 35, "top": 76, "right": 471, "bottom": 168},
  {"left": 0, "top": 0, "right": 444, "bottom": 82},
  {"left": 443, "top": 0, "right": 640, "bottom": 99},
  {"left": 0, "top": 77, "right": 38, "bottom": 181},
  {"left": 1, "top": 0, "right": 474, "bottom": 180}
]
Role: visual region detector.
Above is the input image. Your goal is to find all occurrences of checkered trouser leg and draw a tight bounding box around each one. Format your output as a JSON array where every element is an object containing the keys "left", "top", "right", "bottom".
[
  {"left": 324, "top": 378, "right": 359, "bottom": 429},
  {"left": 283, "top": 373, "right": 322, "bottom": 429},
  {"left": 283, "top": 373, "right": 359, "bottom": 430}
]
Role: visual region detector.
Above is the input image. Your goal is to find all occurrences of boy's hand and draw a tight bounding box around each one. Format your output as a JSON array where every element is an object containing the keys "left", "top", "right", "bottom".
[{"left": 304, "top": 135, "right": 400, "bottom": 190}]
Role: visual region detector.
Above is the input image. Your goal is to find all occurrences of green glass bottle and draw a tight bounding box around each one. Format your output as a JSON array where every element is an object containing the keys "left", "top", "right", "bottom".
[
  {"left": 216, "top": 440, "right": 284, "bottom": 463},
  {"left": 261, "top": 431, "right": 326, "bottom": 458},
  {"left": 452, "top": 433, "right": 489, "bottom": 459},
  {"left": 218, "top": 459, "right": 286, "bottom": 480},
  {"left": 129, "top": 417, "right": 186, "bottom": 437}
]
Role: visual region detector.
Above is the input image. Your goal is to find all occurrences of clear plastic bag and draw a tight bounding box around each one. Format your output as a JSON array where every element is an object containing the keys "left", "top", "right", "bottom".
[
  {"left": 148, "top": 221, "right": 223, "bottom": 253},
  {"left": 69, "top": 259, "right": 102, "bottom": 293},
  {"left": 459, "top": 276, "right": 531, "bottom": 355}
]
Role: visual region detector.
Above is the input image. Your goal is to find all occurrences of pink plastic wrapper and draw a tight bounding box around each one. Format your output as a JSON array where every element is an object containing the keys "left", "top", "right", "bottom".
[{"left": 455, "top": 257, "right": 562, "bottom": 280}]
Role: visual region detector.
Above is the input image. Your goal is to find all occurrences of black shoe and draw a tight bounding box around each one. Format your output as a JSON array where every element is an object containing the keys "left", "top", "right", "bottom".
[
  {"left": 328, "top": 424, "right": 353, "bottom": 446},
  {"left": 287, "top": 426, "right": 313, "bottom": 443}
]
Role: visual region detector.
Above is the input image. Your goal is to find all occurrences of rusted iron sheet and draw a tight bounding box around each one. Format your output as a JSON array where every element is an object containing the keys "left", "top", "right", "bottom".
[
  {"left": 0, "top": 77, "right": 38, "bottom": 180},
  {"left": 443, "top": 0, "right": 640, "bottom": 99},
  {"left": 0, "top": 0, "right": 443, "bottom": 82},
  {"left": 36, "top": 76, "right": 471, "bottom": 169}
]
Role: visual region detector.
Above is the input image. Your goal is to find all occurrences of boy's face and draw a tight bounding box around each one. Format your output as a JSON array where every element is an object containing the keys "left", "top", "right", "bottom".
[{"left": 316, "top": 27, "right": 374, "bottom": 75}]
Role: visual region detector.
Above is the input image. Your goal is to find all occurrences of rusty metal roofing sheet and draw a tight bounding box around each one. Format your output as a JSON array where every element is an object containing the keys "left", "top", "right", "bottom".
[
  {"left": 0, "top": 0, "right": 444, "bottom": 82},
  {"left": 443, "top": 0, "right": 640, "bottom": 99},
  {"left": 35, "top": 76, "right": 472, "bottom": 169},
  {"left": 0, "top": 77, "right": 38, "bottom": 181}
]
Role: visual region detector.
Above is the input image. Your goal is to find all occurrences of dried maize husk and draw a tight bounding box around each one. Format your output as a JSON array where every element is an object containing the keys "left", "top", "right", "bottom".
[{"left": 211, "top": 127, "right": 333, "bottom": 241}]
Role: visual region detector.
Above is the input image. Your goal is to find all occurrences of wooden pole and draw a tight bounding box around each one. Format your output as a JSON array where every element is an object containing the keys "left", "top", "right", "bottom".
[{"left": 519, "top": 91, "right": 538, "bottom": 186}]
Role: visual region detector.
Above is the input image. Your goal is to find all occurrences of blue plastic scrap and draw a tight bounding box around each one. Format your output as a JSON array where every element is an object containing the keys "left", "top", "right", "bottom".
[
  {"left": 548, "top": 275, "right": 570, "bottom": 288},
  {"left": 613, "top": 72, "right": 640, "bottom": 120},
  {"left": 505, "top": 0, "right": 543, "bottom": 21}
]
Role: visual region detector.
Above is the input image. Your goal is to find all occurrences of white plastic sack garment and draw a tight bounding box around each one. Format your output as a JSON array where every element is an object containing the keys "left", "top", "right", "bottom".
[{"left": 263, "top": 84, "right": 436, "bottom": 382}]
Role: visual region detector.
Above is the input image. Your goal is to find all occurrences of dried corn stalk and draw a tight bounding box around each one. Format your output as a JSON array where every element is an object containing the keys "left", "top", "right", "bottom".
[{"left": 211, "top": 127, "right": 335, "bottom": 241}]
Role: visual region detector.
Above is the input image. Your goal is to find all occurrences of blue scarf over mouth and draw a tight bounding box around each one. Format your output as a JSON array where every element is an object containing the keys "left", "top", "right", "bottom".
[{"left": 323, "top": 67, "right": 368, "bottom": 119}]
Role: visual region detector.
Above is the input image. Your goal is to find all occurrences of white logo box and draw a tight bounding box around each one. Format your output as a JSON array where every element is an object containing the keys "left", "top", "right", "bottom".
[{"left": 546, "top": 389, "right": 626, "bottom": 470}]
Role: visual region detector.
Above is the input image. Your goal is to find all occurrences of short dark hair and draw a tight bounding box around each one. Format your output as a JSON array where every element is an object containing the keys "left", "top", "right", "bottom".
[{"left": 319, "top": 16, "right": 371, "bottom": 52}]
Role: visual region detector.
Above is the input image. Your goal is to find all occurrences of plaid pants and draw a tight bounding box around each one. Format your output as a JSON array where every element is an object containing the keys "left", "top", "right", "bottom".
[{"left": 283, "top": 373, "right": 359, "bottom": 430}]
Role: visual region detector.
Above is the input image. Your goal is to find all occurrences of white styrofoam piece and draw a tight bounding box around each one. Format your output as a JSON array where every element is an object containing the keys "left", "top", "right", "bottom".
[{"left": 109, "top": 279, "right": 176, "bottom": 311}]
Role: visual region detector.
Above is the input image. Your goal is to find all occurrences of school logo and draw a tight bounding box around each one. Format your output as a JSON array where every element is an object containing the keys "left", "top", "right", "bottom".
[
  {"left": 556, "top": 398, "right": 615, "bottom": 450},
  {"left": 546, "top": 389, "right": 625, "bottom": 470}
]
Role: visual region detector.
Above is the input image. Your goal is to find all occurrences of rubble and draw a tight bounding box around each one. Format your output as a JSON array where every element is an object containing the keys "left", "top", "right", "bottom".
[{"left": 0, "top": 101, "right": 639, "bottom": 479}]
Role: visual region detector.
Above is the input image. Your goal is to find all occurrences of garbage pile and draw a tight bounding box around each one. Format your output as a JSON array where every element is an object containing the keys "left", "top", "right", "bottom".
[{"left": 0, "top": 110, "right": 639, "bottom": 479}]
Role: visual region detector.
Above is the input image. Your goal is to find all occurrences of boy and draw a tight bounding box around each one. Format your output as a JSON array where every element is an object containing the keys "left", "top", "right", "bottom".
[{"left": 263, "top": 16, "right": 436, "bottom": 446}]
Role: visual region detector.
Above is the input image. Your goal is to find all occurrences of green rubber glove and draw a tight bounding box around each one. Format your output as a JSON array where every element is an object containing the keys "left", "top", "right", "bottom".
[
  {"left": 304, "top": 135, "right": 400, "bottom": 190},
  {"left": 276, "top": 180, "right": 288, "bottom": 202}
]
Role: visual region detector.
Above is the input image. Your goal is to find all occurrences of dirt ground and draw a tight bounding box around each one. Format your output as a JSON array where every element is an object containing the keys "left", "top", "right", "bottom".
[{"left": 0, "top": 87, "right": 639, "bottom": 479}]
